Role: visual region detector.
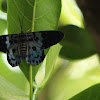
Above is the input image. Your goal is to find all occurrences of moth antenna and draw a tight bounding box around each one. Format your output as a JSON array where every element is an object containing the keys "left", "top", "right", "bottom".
[
  {"left": 18, "top": 16, "right": 24, "bottom": 33},
  {"left": 21, "top": 16, "right": 24, "bottom": 30}
]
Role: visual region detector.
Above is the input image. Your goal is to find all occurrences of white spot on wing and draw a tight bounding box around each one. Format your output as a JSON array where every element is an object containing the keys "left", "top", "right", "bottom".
[{"left": 5, "top": 37, "right": 10, "bottom": 49}]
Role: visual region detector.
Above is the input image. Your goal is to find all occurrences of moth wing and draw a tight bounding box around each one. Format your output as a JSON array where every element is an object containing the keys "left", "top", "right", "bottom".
[
  {"left": 28, "top": 31, "right": 64, "bottom": 49},
  {"left": 0, "top": 35, "right": 11, "bottom": 53},
  {"left": 0, "top": 34, "right": 18, "bottom": 53},
  {"left": 7, "top": 44, "right": 21, "bottom": 67},
  {"left": 26, "top": 42, "right": 45, "bottom": 65}
]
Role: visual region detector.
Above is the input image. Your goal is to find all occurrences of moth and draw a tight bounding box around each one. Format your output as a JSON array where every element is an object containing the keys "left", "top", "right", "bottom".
[{"left": 0, "top": 29, "right": 63, "bottom": 67}]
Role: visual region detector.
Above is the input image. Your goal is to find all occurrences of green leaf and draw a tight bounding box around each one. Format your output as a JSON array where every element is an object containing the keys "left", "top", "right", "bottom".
[
  {"left": 36, "top": 44, "right": 62, "bottom": 87},
  {"left": 43, "top": 44, "right": 62, "bottom": 86},
  {"left": 69, "top": 84, "right": 100, "bottom": 100},
  {"left": 0, "top": 0, "right": 7, "bottom": 13},
  {"left": 0, "top": 0, "right": 2, "bottom": 10},
  {"left": 59, "top": 25, "right": 96, "bottom": 59},
  {"left": 60, "top": 0, "right": 83, "bottom": 27},
  {"left": 0, "top": 75, "right": 28, "bottom": 100},
  {"left": 0, "top": 19, "right": 7, "bottom": 34},
  {"left": 7, "top": 0, "right": 61, "bottom": 83}
]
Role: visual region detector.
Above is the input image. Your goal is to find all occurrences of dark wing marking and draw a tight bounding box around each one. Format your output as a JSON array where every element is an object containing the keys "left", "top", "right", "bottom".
[
  {"left": 7, "top": 44, "right": 21, "bottom": 67},
  {"left": 0, "top": 35, "right": 10, "bottom": 53},
  {"left": 26, "top": 42, "right": 45, "bottom": 65},
  {"left": 40, "top": 31, "right": 64, "bottom": 49},
  {"left": 0, "top": 34, "right": 18, "bottom": 53},
  {"left": 28, "top": 31, "right": 64, "bottom": 49}
]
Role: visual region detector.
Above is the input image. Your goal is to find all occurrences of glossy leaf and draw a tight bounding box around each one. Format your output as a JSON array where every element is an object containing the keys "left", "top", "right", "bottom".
[
  {"left": 36, "top": 44, "right": 62, "bottom": 87},
  {"left": 59, "top": 25, "right": 96, "bottom": 59}
]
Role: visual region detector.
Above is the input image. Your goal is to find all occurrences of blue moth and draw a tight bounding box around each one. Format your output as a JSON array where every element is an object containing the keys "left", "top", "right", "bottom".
[{"left": 0, "top": 30, "right": 64, "bottom": 67}]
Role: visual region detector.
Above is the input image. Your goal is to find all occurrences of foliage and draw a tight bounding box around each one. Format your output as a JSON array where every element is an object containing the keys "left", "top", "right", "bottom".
[
  {"left": 59, "top": 25, "right": 96, "bottom": 59},
  {"left": 0, "top": 0, "right": 99, "bottom": 100}
]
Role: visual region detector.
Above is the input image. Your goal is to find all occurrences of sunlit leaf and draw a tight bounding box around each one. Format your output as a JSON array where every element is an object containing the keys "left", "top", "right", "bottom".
[
  {"left": 36, "top": 44, "right": 62, "bottom": 87},
  {"left": 60, "top": 0, "right": 83, "bottom": 27},
  {"left": 70, "top": 84, "right": 100, "bottom": 100},
  {"left": 0, "top": 75, "right": 29, "bottom": 100},
  {"left": 0, "top": 19, "right": 7, "bottom": 34}
]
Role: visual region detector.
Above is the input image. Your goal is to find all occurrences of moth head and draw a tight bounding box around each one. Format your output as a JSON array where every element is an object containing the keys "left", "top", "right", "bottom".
[{"left": 11, "top": 35, "right": 19, "bottom": 43}]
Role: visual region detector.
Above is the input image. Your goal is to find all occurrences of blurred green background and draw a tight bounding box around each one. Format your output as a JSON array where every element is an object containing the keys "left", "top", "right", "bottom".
[
  {"left": 0, "top": 0, "right": 100, "bottom": 100},
  {"left": 38, "top": 0, "right": 100, "bottom": 100}
]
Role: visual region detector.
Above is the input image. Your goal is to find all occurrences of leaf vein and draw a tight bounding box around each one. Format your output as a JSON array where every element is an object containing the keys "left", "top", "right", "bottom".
[
  {"left": 14, "top": 0, "right": 32, "bottom": 23},
  {"left": 9, "top": 14, "right": 21, "bottom": 32},
  {"left": 35, "top": 0, "right": 57, "bottom": 20},
  {"left": 36, "top": 0, "right": 44, "bottom": 4},
  {"left": 32, "top": 0, "right": 36, "bottom": 31},
  {"left": 25, "top": 0, "right": 33, "bottom": 7}
]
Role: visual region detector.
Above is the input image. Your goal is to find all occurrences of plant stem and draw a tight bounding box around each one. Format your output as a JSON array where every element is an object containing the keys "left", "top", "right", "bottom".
[
  {"left": 33, "top": 88, "right": 39, "bottom": 100},
  {"left": 30, "top": 65, "right": 33, "bottom": 100}
]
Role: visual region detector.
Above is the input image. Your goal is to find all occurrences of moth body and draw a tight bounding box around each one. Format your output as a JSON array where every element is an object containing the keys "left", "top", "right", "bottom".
[{"left": 18, "top": 41, "right": 27, "bottom": 59}]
